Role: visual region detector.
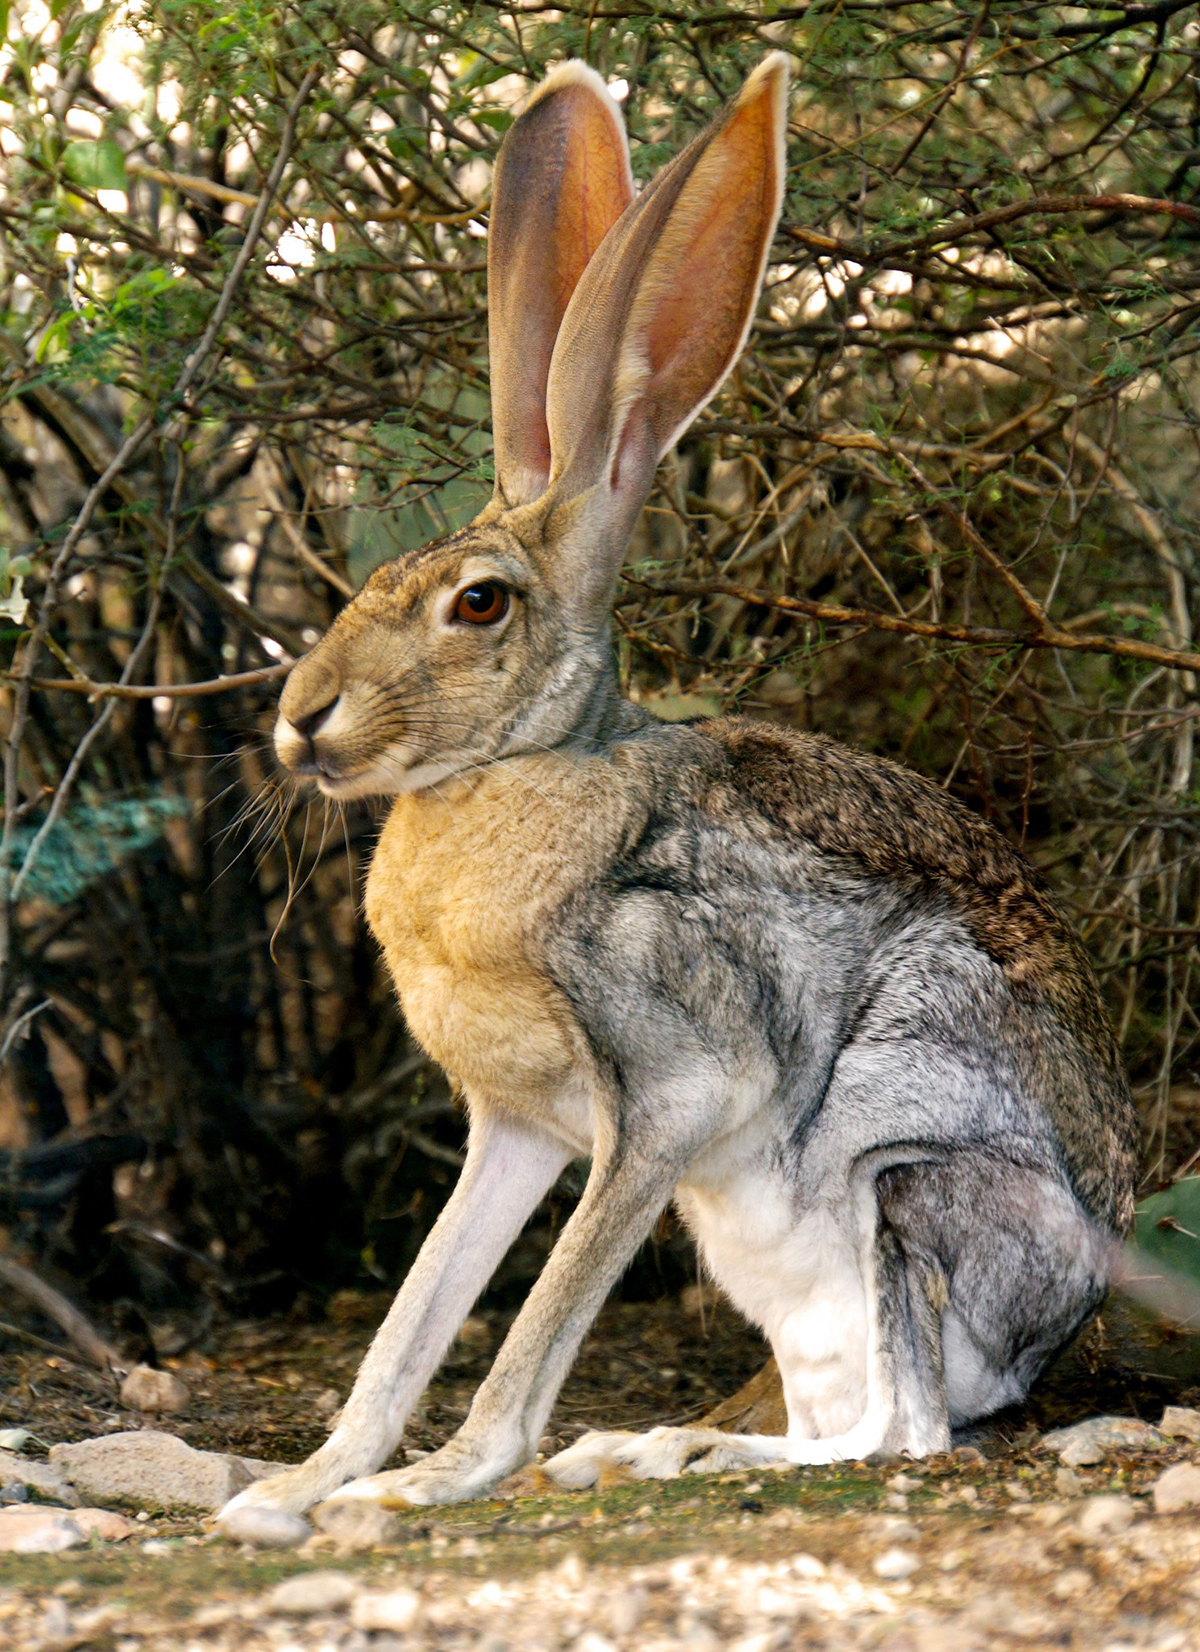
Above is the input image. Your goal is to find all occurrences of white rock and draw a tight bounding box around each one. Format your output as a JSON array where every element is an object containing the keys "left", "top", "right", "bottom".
[
  {"left": 50, "top": 1431, "right": 267, "bottom": 1514},
  {"left": 1075, "top": 1495, "right": 1136, "bottom": 1538},
  {"left": 219, "top": 1505, "right": 310, "bottom": 1549},
  {"left": 1153, "top": 1461, "right": 1200, "bottom": 1515},
  {"left": 119, "top": 1365, "right": 190, "bottom": 1414},
  {"left": 1160, "top": 1406, "right": 1200, "bottom": 1443},
  {"left": 872, "top": 1546, "right": 920, "bottom": 1580},
  {"left": 265, "top": 1570, "right": 358, "bottom": 1614},
  {"left": 0, "top": 1506, "right": 84, "bottom": 1553},
  {"left": 351, "top": 1588, "right": 421, "bottom": 1632},
  {"left": 1040, "top": 1416, "right": 1165, "bottom": 1467}
]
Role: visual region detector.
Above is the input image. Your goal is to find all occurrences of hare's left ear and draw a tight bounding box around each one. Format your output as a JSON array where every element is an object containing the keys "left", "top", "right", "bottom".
[
  {"left": 488, "top": 63, "right": 634, "bottom": 509},
  {"left": 541, "top": 54, "right": 789, "bottom": 612}
]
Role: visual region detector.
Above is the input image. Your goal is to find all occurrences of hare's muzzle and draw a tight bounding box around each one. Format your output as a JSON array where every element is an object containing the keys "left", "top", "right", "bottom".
[{"left": 274, "top": 649, "right": 350, "bottom": 783}]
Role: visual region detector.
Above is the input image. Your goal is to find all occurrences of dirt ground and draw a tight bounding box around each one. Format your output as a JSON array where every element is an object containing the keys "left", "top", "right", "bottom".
[{"left": 1, "top": 1289, "right": 1199, "bottom": 1650}]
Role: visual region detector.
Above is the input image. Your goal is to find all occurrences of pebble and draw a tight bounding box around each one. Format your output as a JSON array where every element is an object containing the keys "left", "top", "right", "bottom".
[
  {"left": 312, "top": 1498, "right": 402, "bottom": 1549},
  {"left": 119, "top": 1365, "right": 191, "bottom": 1414},
  {"left": 1040, "top": 1416, "right": 1165, "bottom": 1467},
  {"left": 872, "top": 1546, "right": 920, "bottom": 1580},
  {"left": 351, "top": 1587, "right": 421, "bottom": 1632},
  {"left": 1152, "top": 1461, "right": 1200, "bottom": 1515},
  {"left": 71, "top": 1508, "right": 138, "bottom": 1542},
  {"left": 1160, "top": 1406, "right": 1200, "bottom": 1443},
  {"left": 1075, "top": 1495, "right": 1136, "bottom": 1538},
  {"left": 265, "top": 1570, "right": 358, "bottom": 1615},
  {"left": 219, "top": 1504, "right": 311, "bottom": 1548},
  {"left": 885, "top": 1472, "right": 920, "bottom": 1492},
  {"left": 1055, "top": 1466, "right": 1083, "bottom": 1497},
  {"left": 1050, "top": 1568, "right": 1092, "bottom": 1601},
  {"left": 606, "top": 1585, "right": 648, "bottom": 1636}
]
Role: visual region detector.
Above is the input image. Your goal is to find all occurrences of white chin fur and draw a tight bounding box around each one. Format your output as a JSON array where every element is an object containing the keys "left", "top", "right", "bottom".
[{"left": 316, "top": 750, "right": 469, "bottom": 800}]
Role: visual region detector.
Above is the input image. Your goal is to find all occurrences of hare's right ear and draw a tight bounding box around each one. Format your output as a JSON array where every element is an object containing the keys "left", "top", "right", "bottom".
[{"left": 488, "top": 64, "right": 634, "bottom": 509}]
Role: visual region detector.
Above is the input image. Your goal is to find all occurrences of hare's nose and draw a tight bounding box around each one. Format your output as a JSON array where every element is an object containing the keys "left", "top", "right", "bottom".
[{"left": 291, "top": 695, "right": 340, "bottom": 743}]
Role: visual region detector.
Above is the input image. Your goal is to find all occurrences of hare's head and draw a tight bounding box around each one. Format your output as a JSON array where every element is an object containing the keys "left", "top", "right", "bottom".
[{"left": 276, "top": 56, "right": 788, "bottom": 799}]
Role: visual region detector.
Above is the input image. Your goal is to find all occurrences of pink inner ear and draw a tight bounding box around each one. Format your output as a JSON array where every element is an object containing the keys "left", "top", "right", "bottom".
[{"left": 633, "top": 87, "right": 781, "bottom": 456}]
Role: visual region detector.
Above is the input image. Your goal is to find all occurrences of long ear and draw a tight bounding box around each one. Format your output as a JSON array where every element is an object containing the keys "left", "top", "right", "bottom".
[
  {"left": 487, "top": 63, "right": 634, "bottom": 509},
  {"left": 542, "top": 54, "right": 788, "bottom": 601}
]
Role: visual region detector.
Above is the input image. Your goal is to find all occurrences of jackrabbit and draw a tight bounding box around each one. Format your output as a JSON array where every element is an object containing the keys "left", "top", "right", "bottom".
[{"left": 220, "top": 54, "right": 1136, "bottom": 1534}]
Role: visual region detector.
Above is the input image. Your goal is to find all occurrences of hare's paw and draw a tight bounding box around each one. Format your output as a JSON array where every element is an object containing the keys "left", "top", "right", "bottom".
[
  {"left": 540, "top": 1431, "right": 642, "bottom": 1489},
  {"left": 323, "top": 1437, "right": 519, "bottom": 1509},
  {"left": 217, "top": 1467, "right": 329, "bottom": 1546},
  {"left": 545, "top": 1426, "right": 787, "bottom": 1487}
]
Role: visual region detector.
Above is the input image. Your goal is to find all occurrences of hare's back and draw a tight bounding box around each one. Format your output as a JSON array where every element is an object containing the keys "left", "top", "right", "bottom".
[{"left": 696, "top": 717, "right": 1137, "bottom": 1230}]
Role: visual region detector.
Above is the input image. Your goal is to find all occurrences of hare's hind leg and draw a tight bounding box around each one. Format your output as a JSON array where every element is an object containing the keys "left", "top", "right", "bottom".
[
  {"left": 877, "top": 1156, "right": 1110, "bottom": 1431},
  {"left": 544, "top": 1176, "right": 950, "bottom": 1487}
]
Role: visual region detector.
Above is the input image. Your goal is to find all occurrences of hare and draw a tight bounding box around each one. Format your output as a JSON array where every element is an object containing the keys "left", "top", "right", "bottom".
[{"left": 220, "top": 54, "right": 1136, "bottom": 1534}]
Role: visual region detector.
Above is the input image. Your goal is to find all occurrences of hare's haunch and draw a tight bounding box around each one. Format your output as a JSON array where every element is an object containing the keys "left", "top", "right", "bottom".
[{"left": 220, "top": 55, "right": 1135, "bottom": 1534}]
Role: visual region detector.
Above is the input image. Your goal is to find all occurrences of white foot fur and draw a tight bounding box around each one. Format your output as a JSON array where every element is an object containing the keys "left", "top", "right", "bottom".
[
  {"left": 323, "top": 1437, "right": 520, "bottom": 1508},
  {"left": 544, "top": 1426, "right": 789, "bottom": 1487}
]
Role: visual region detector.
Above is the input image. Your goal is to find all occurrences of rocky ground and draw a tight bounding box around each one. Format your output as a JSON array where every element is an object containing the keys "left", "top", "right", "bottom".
[{"left": 0, "top": 1291, "right": 1198, "bottom": 1650}]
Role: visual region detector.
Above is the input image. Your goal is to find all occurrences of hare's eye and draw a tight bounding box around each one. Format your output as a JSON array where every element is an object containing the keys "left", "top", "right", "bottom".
[{"left": 452, "top": 582, "right": 510, "bottom": 626}]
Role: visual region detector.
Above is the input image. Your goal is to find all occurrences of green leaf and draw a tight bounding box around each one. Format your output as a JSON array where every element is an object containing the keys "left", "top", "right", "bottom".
[
  {"left": 474, "top": 109, "right": 513, "bottom": 133},
  {"left": 62, "top": 138, "right": 127, "bottom": 191},
  {"left": 1135, "top": 1179, "right": 1200, "bottom": 1284}
]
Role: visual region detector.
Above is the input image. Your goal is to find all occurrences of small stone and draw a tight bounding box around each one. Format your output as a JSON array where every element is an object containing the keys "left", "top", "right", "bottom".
[
  {"left": 71, "top": 1508, "right": 138, "bottom": 1542},
  {"left": 1075, "top": 1495, "right": 1136, "bottom": 1538},
  {"left": 40, "top": 1600, "right": 72, "bottom": 1640},
  {"left": 351, "top": 1588, "right": 421, "bottom": 1632},
  {"left": 886, "top": 1472, "right": 920, "bottom": 1492},
  {"left": 312, "top": 1499, "right": 402, "bottom": 1549},
  {"left": 266, "top": 1570, "right": 357, "bottom": 1615},
  {"left": 1152, "top": 1461, "right": 1200, "bottom": 1515},
  {"left": 872, "top": 1547, "right": 920, "bottom": 1580},
  {"left": 119, "top": 1365, "right": 190, "bottom": 1414},
  {"left": 0, "top": 1505, "right": 84, "bottom": 1553},
  {"left": 573, "top": 1636, "right": 617, "bottom": 1652},
  {"left": 0, "top": 1448, "right": 80, "bottom": 1507},
  {"left": 792, "top": 1553, "right": 826, "bottom": 1578},
  {"left": 314, "top": 1388, "right": 342, "bottom": 1421},
  {"left": 50, "top": 1431, "right": 268, "bottom": 1514},
  {"left": 607, "top": 1586, "right": 648, "bottom": 1636},
  {"left": 1160, "top": 1406, "right": 1200, "bottom": 1443},
  {"left": 1055, "top": 1466, "right": 1083, "bottom": 1497},
  {"left": 219, "top": 1505, "right": 310, "bottom": 1549},
  {"left": 1040, "top": 1416, "right": 1165, "bottom": 1468},
  {"left": 1050, "top": 1568, "right": 1092, "bottom": 1601}
]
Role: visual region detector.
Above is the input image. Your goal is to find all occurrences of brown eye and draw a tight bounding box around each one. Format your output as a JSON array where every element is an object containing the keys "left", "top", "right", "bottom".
[{"left": 452, "top": 582, "right": 510, "bottom": 625}]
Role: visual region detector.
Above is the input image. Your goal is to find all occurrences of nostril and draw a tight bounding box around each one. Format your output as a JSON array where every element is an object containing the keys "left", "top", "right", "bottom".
[{"left": 291, "top": 695, "right": 340, "bottom": 741}]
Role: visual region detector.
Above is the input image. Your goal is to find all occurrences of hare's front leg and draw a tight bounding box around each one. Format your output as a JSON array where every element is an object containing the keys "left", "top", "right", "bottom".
[
  {"left": 324, "top": 1145, "right": 682, "bottom": 1508},
  {"left": 218, "top": 1115, "right": 569, "bottom": 1536}
]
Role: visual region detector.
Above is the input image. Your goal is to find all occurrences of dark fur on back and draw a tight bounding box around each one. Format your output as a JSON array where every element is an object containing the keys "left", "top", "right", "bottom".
[{"left": 702, "top": 718, "right": 1138, "bottom": 1230}]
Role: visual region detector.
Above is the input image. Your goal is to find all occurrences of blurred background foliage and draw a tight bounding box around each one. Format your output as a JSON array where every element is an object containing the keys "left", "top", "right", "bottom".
[{"left": 1, "top": 0, "right": 1200, "bottom": 1326}]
